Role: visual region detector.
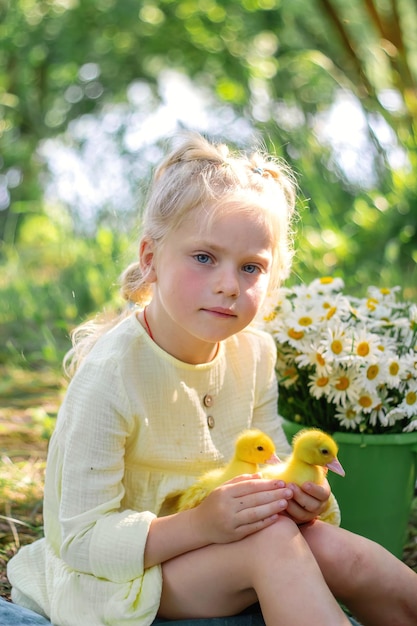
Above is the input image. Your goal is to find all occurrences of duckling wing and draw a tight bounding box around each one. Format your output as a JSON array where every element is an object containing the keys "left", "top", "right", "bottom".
[{"left": 177, "top": 467, "right": 224, "bottom": 511}]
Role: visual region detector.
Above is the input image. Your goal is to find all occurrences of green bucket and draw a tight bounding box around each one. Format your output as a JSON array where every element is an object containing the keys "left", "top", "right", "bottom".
[{"left": 281, "top": 419, "right": 417, "bottom": 558}]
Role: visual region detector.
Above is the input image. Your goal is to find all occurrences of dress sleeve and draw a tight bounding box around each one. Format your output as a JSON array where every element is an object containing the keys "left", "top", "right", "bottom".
[
  {"left": 250, "top": 331, "right": 292, "bottom": 457},
  {"left": 48, "top": 358, "right": 156, "bottom": 583}
]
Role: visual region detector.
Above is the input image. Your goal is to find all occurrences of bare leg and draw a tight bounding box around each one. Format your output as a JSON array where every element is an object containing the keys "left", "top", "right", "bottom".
[
  {"left": 301, "top": 520, "right": 417, "bottom": 626},
  {"left": 159, "top": 516, "right": 351, "bottom": 626}
]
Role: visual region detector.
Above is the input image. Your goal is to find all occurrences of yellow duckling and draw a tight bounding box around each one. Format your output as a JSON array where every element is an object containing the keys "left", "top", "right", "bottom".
[
  {"left": 177, "top": 429, "right": 280, "bottom": 511},
  {"left": 262, "top": 428, "right": 345, "bottom": 486}
]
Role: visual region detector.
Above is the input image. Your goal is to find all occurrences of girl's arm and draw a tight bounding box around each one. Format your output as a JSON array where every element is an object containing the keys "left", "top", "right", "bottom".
[{"left": 144, "top": 476, "right": 293, "bottom": 568}]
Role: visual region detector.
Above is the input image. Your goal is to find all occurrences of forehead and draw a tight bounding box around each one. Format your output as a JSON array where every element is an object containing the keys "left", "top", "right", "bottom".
[{"left": 185, "top": 200, "right": 276, "bottom": 244}]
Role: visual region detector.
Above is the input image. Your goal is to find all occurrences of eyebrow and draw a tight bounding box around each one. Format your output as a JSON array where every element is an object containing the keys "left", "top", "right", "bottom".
[{"left": 194, "top": 240, "right": 272, "bottom": 261}]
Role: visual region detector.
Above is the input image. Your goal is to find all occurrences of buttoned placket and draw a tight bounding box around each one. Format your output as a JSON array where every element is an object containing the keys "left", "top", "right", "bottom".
[{"left": 203, "top": 394, "right": 215, "bottom": 428}]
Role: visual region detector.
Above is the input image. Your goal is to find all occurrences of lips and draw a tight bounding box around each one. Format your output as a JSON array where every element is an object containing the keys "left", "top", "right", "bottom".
[{"left": 204, "top": 307, "right": 237, "bottom": 317}]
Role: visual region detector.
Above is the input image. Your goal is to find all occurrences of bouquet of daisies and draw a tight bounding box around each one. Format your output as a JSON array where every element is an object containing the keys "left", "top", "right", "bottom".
[{"left": 261, "top": 277, "right": 417, "bottom": 434}]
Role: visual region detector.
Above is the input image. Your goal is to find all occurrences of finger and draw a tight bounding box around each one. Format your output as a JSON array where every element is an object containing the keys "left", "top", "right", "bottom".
[
  {"left": 299, "top": 481, "right": 329, "bottom": 501},
  {"left": 285, "top": 499, "right": 315, "bottom": 523},
  {"left": 223, "top": 477, "right": 286, "bottom": 497},
  {"left": 288, "top": 489, "right": 321, "bottom": 515},
  {"left": 288, "top": 484, "right": 325, "bottom": 514},
  {"left": 235, "top": 498, "right": 290, "bottom": 528},
  {"left": 233, "top": 486, "right": 293, "bottom": 512}
]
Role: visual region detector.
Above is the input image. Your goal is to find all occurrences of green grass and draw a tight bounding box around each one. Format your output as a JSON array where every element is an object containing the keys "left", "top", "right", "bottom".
[{"left": 0, "top": 367, "right": 60, "bottom": 599}]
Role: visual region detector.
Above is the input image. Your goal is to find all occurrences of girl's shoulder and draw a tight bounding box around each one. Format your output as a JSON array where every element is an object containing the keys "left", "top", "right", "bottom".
[{"left": 77, "top": 312, "right": 146, "bottom": 370}]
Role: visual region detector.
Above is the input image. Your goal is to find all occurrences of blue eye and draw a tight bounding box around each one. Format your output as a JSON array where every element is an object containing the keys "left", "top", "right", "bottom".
[
  {"left": 243, "top": 264, "right": 260, "bottom": 274},
  {"left": 195, "top": 254, "right": 211, "bottom": 264}
]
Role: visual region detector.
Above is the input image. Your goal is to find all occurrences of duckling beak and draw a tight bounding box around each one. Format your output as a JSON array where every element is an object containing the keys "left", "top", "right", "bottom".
[
  {"left": 326, "top": 457, "right": 345, "bottom": 477},
  {"left": 265, "top": 452, "right": 281, "bottom": 465}
]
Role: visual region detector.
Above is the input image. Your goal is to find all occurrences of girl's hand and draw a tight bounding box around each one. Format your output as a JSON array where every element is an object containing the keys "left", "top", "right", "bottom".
[
  {"left": 190, "top": 475, "right": 293, "bottom": 545},
  {"left": 284, "top": 479, "right": 331, "bottom": 525}
]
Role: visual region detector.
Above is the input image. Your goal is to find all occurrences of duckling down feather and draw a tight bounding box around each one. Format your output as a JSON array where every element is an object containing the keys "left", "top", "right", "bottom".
[
  {"left": 177, "top": 429, "right": 279, "bottom": 511},
  {"left": 262, "top": 428, "right": 345, "bottom": 486}
]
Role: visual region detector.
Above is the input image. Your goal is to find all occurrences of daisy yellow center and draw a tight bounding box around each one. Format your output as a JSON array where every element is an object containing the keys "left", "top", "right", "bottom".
[
  {"left": 298, "top": 316, "right": 313, "bottom": 327},
  {"left": 380, "top": 288, "right": 391, "bottom": 295},
  {"left": 345, "top": 408, "right": 357, "bottom": 421},
  {"left": 317, "top": 376, "right": 329, "bottom": 387},
  {"left": 288, "top": 328, "right": 304, "bottom": 340},
  {"left": 317, "top": 353, "right": 326, "bottom": 367},
  {"left": 336, "top": 375, "right": 350, "bottom": 391},
  {"left": 357, "top": 342, "right": 370, "bottom": 357},
  {"left": 406, "top": 391, "right": 417, "bottom": 406},
  {"left": 263, "top": 311, "right": 277, "bottom": 322},
  {"left": 284, "top": 367, "right": 297, "bottom": 378},
  {"left": 367, "top": 365, "right": 379, "bottom": 380},
  {"left": 389, "top": 362, "right": 400, "bottom": 376},
  {"left": 326, "top": 306, "right": 337, "bottom": 320},
  {"left": 366, "top": 298, "right": 378, "bottom": 311},
  {"left": 359, "top": 395, "right": 372, "bottom": 408},
  {"left": 320, "top": 277, "right": 334, "bottom": 284},
  {"left": 331, "top": 339, "right": 343, "bottom": 355}
]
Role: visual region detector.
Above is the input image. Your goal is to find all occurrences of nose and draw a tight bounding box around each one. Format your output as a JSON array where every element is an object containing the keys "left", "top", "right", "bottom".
[{"left": 214, "top": 265, "right": 240, "bottom": 298}]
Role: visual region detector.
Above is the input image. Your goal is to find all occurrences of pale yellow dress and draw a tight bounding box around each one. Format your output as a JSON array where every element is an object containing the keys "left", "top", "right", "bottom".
[{"left": 7, "top": 314, "right": 339, "bottom": 626}]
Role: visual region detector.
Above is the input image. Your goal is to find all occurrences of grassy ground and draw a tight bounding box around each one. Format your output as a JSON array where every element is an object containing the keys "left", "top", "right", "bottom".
[
  {"left": 0, "top": 367, "right": 63, "bottom": 600},
  {"left": 1, "top": 366, "right": 417, "bottom": 602}
]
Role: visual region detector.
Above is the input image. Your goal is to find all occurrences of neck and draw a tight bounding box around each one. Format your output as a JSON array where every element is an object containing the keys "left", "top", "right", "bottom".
[{"left": 139, "top": 307, "right": 220, "bottom": 364}]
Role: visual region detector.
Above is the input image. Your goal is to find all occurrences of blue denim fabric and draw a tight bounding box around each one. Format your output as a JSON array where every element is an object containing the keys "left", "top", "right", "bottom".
[{"left": 0, "top": 597, "right": 362, "bottom": 625}]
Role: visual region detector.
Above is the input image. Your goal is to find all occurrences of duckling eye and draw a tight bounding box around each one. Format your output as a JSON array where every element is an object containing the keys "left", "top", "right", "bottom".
[
  {"left": 257, "top": 445, "right": 264, "bottom": 451},
  {"left": 321, "top": 448, "right": 329, "bottom": 455}
]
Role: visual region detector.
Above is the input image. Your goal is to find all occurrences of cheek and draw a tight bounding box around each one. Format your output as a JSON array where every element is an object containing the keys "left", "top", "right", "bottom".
[
  {"left": 247, "top": 275, "right": 270, "bottom": 305},
  {"left": 165, "top": 266, "right": 204, "bottom": 299}
]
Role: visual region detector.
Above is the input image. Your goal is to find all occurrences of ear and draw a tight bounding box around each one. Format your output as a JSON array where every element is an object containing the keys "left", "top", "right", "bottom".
[{"left": 139, "top": 238, "right": 157, "bottom": 283}]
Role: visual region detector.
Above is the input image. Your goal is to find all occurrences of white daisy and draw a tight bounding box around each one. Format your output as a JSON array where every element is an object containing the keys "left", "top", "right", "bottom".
[
  {"left": 403, "top": 417, "right": 417, "bottom": 432},
  {"left": 319, "top": 293, "right": 351, "bottom": 324},
  {"left": 368, "top": 401, "right": 389, "bottom": 428},
  {"left": 385, "top": 407, "right": 409, "bottom": 428},
  {"left": 320, "top": 325, "right": 350, "bottom": 363},
  {"left": 334, "top": 404, "right": 363, "bottom": 430},
  {"left": 360, "top": 358, "right": 387, "bottom": 392},
  {"left": 308, "top": 371, "right": 332, "bottom": 400},
  {"left": 295, "top": 343, "right": 332, "bottom": 375},
  {"left": 351, "top": 326, "right": 382, "bottom": 364},
  {"left": 385, "top": 355, "right": 408, "bottom": 389},
  {"left": 328, "top": 366, "right": 362, "bottom": 407},
  {"left": 309, "top": 276, "right": 345, "bottom": 294},
  {"left": 396, "top": 381, "right": 417, "bottom": 418},
  {"left": 353, "top": 388, "right": 381, "bottom": 414}
]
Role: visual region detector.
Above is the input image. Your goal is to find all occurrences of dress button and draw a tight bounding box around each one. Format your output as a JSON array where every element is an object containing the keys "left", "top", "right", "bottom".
[
  {"left": 207, "top": 415, "right": 215, "bottom": 429},
  {"left": 203, "top": 394, "right": 214, "bottom": 407}
]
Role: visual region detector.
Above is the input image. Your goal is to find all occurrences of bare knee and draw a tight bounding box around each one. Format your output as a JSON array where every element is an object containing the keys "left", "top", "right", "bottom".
[
  {"left": 301, "top": 522, "right": 374, "bottom": 600},
  {"left": 248, "top": 516, "right": 302, "bottom": 555}
]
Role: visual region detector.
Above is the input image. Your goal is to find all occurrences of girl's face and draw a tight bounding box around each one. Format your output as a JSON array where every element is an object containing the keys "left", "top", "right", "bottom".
[{"left": 141, "top": 207, "right": 274, "bottom": 364}]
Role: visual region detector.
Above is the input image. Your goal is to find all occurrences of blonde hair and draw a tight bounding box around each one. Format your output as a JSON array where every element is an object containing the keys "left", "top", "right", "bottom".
[{"left": 65, "top": 132, "right": 297, "bottom": 376}]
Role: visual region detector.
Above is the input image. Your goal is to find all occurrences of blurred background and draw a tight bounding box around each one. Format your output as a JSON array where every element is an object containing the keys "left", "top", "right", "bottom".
[{"left": 1, "top": 0, "right": 416, "bottom": 370}]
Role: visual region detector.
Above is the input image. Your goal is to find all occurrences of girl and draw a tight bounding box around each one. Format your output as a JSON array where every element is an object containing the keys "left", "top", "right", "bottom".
[{"left": 7, "top": 133, "right": 417, "bottom": 626}]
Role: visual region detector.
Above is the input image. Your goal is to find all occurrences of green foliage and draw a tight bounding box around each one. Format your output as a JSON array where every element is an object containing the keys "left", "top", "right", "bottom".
[
  {"left": 0, "top": 208, "right": 132, "bottom": 368},
  {"left": 1, "top": 0, "right": 416, "bottom": 372}
]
